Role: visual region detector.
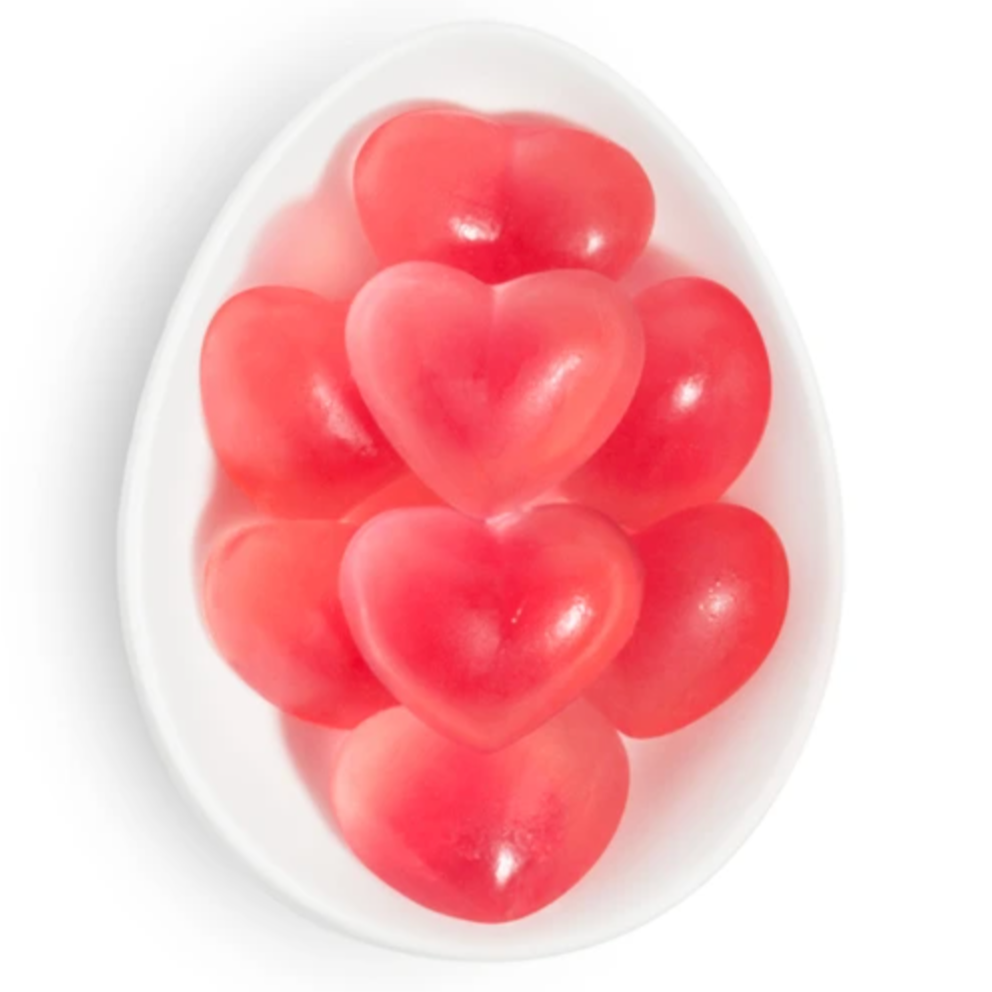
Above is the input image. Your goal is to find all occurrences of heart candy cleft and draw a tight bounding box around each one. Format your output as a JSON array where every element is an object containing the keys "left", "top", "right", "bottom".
[
  {"left": 354, "top": 107, "right": 655, "bottom": 283},
  {"left": 339, "top": 504, "right": 645, "bottom": 751},
  {"left": 346, "top": 262, "right": 645, "bottom": 519}
]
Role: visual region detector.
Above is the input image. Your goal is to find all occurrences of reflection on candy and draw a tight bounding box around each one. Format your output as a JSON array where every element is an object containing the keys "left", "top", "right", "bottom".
[
  {"left": 196, "top": 100, "right": 792, "bottom": 926},
  {"left": 346, "top": 262, "right": 644, "bottom": 518},
  {"left": 588, "top": 504, "right": 789, "bottom": 737},
  {"left": 201, "top": 286, "right": 404, "bottom": 517},
  {"left": 566, "top": 277, "right": 772, "bottom": 529},
  {"left": 355, "top": 107, "right": 654, "bottom": 282},
  {"left": 331, "top": 703, "right": 629, "bottom": 922},
  {"left": 340, "top": 505, "right": 644, "bottom": 750}
]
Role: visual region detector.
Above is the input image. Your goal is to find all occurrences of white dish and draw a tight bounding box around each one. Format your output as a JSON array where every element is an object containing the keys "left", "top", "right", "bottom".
[{"left": 118, "top": 22, "right": 842, "bottom": 960}]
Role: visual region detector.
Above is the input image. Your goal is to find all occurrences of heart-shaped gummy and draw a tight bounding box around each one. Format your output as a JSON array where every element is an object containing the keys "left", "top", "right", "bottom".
[
  {"left": 203, "top": 520, "right": 393, "bottom": 727},
  {"left": 565, "top": 278, "right": 772, "bottom": 529},
  {"left": 588, "top": 504, "right": 789, "bottom": 737},
  {"left": 339, "top": 505, "right": 644, "bottom": 750},
  {"left": 354, "top": 107, "right": 655, "bottom": 283},
  {"left": 346, "top": 263, "right": 645, "bottom": 518},
  {"left": 201, "top": 286, "right": 403, "bottom": 517},
  {"left": 332, "top": 702, "right": 629, "bottom": 922}
]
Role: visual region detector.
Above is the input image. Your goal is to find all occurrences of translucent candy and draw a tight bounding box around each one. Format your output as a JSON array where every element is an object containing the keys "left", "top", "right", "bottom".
[
  {"left": 346, "top": 262, "right": 644, "bottom": 518},
  {"left": 201, "top": 286, "right": 403, "bottom": 517},
  {"left": 565, "top": 278, "right": 771, "bottom": 529},
  {"left": 339, "top": 504, "right": 643, "bottom": 750},
  {"left": 331, "top": 703, "right": 629, "bottom": 922},
  {"left": 343, "top": 473, "right": 442, "bottom": 526},
  {"left": 588, "top": 504, "right": 789, "bottom": 736},
  {"left": 354, "top": 108, "right": 655, "bottom": 283},
  {"left": 203, "top": 520, "right": 393, "bottom": 727}
]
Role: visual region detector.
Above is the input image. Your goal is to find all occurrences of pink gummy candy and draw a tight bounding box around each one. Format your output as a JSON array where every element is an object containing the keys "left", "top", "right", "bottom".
[
  {"left": 354, "top": 107, "right": 655, "bottom": 283},
  {"left": 203, "top": 520, "right": 393, "bottom": 727},
  {"left": 566, "top": 277, "right": 772, "bottom": 529},
  {"left": 346, "top": 262, "right": 644, "bottom": 518},
  {"left": 339, "top": 504, "right": 643, "bottom": 750},
  {"left": 588, "top": 504, "right": 789, "bottom": 736},
  {"left": 331, "top": 702, "right": 629, "bottom": 922},
  {"left": 201, "top": 286, "right": 404, "bottom": 518}
]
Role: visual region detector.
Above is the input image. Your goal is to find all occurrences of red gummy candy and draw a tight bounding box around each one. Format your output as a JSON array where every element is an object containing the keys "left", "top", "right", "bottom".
[
  {"left": 588, "top": 504, "right": 789, "bottom": 737},
  {"left": 565, "top": 278, "right": 772, "bottom": 530},
  {"left": 340, "top": 505, "right": 644, "bottom": 750},
  {"left": 203, "top": 520, "right": 393, "bottom": 727},
  {"left": 347, "top": 262, "right": 644, "bottom": 518},
  {"left": 201, "top": 286, "right": 403, "bottom": 517},
  {"left": 354, "top": 108, "right": 655, "bottom": 283},
  {"left": 332, "top": 702, "right": 629, "bottom": 922}
]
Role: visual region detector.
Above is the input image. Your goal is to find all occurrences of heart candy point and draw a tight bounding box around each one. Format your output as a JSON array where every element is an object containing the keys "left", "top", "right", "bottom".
[{"left": 354, "top": 107, "right": 655, "bottom": 283}]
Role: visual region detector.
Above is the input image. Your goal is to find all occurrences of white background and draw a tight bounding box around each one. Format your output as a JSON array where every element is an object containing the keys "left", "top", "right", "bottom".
[{"left": 2, "top": 1, "right": 991, "bottom": 988}]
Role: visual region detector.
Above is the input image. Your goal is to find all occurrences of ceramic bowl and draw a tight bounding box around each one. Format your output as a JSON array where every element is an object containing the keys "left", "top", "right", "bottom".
[{"left": 119, "top": 22, "right": 842, "bottom": 960}]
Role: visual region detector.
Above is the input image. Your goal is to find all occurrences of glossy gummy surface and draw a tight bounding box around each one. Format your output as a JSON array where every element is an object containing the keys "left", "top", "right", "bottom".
[
  {"left": 340, "top": 505, "right": 644, "bottom": 750},
  {"left": 200, "top": 286, "right": 403, "bottom": 517},
  {"left": 120, "top": 23, "right": 841, "bottom": 959},
  {"left": 346, "top": 262, "right": 644, "bottom": 518},
  {"left": 354, "top": 107, "right": 655, "bottom": 283},
  {"left": 203, "top": 520, "right": 394, "bottom": 727},
  {"left": 566, "top": 277, "right": 771, "bottom": 530},
  {"left": 588, "top": 504, "right": 790, "bottom": 737},
  {"left": 331, "top": 703, "right": 630, "bottom": 923}
]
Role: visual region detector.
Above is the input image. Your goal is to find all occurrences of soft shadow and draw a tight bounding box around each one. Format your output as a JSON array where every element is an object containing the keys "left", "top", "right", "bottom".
[
  {"left": 237, "top": 115, "right": 382, "bottom": 301},
  {"left": 281, "top": 713, "right": 350, "bottom": 839},
  {"left": 619, "top": 242, "right": 697, "bottom": 297},
  {"left": 498, "top": 109, "right": 584, "bottom": 128},
  {"left": 194, "top": 465, "right": 263, "bottom": 574},
  {"left": 46, "top": 18, "right": 452, "bottom": 960}
]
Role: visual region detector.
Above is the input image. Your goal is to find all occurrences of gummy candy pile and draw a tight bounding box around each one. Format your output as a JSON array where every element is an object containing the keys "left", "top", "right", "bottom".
[{"left": 198, "top": 107, "right": 789, "bottom": 924}]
